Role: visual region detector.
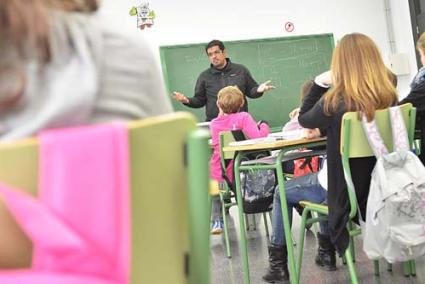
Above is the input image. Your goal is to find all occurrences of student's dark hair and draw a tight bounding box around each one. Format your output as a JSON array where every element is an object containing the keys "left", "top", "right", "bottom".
[
  {"left": 205, "top": 40, "right": 225, "bottom": 53},
  {"left": 300, "top": 80, "right": 314, "bottom": 103}
]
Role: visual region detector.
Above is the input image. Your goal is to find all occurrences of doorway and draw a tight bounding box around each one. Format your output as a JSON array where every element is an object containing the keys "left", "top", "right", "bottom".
[{"left": 409, "top": 0, "right": 425, "bottom": 68}]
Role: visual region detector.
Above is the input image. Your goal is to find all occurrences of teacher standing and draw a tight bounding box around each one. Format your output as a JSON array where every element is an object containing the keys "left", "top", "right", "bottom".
[{"left": 172, "top": 39, "right": 275, "bottom": 121}]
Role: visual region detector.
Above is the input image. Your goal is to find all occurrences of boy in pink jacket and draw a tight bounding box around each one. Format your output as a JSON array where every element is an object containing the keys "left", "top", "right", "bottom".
[{"left": 209, "top": 86, "right": 270, "bottom": 234}]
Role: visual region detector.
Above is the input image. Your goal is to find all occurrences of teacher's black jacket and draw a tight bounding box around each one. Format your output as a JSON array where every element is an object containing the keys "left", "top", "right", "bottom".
[
  {"left": 298, "top": 83, "right": 382, "bottom": 256},
  {"left": 184, "top": 58, "right": 263, "bottom": 121}
]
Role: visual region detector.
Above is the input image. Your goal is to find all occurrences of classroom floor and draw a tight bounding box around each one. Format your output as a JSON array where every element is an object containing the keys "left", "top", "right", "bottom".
[{"left": 210, "top": 207, "right": 425, "bottom": 284}]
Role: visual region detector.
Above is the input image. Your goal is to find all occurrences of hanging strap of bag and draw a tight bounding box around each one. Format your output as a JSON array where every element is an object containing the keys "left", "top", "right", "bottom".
[
  {"left": 361, "top": 106, "right": 409, "bottom": 158},
  {"left": 361, "top": 114, "right": 389, "bottom": 158},
  {"left": 299, "top": 157, "right": 315, "bottom": 172},
  {"left": 350, "top": 106, "right": 409, "bottom": 220},
  {"left": 220, "top": 154, "right": 235, "bottom": 193},
  {"left": 388, "top": 106, "right": 410, "bottom": 152}
]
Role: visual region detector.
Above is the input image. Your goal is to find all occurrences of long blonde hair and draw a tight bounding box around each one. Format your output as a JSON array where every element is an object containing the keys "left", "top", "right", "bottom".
[{"left": 324, "top": 33, "right": 398, "bottom": 121}]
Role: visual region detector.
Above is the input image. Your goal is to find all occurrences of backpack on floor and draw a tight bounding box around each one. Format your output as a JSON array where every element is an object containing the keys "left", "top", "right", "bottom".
[
  {"left": 239, "top": 153, "right": 276, "bottom": 214},
  {"left": 362, "top": 106, "right": 425, "bottom": 263}
]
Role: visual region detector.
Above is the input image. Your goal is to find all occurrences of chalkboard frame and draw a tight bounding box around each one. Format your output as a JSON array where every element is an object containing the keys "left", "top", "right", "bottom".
[{"left": 160, "top": 33, "right": 335, "bottom": 127}]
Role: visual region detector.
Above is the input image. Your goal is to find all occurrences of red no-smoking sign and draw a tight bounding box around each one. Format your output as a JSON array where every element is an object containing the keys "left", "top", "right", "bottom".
[{"left": 285, "top": 22, "right": 294, "bottom": 32}]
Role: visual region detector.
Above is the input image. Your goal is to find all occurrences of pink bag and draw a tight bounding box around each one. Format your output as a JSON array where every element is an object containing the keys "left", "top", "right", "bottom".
[{"left": 0, "top": 124, "right": 130, "bottom": 284}]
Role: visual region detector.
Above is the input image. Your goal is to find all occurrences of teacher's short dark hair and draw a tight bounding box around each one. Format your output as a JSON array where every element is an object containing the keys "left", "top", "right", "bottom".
[{"left": 205, "top": 40, "right": 225, "bottom": 53}]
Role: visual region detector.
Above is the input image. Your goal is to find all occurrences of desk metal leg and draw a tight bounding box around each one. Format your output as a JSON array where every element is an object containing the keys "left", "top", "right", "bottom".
[
  {"left": 234, "top": 154, "right": 251, "bottom": 284},
  {"left": 228, "top": 141, "right": 326, "bottom": 284},
  {"left": 276, "top": 151, "right": 299, "bottom": 284}
]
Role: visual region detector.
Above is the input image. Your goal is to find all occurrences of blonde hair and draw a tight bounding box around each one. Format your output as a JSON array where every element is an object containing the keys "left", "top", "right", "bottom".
[
  {"left": 387, "top": 69, "right": 397, "bottom": 87},
  {"left": 217, "top": 86, "right": 244, "bottom": 114},
  {"left": 324, "top": 33, "right": 398, "bottom": 121},
  {"left": 417, "top": 32, "right": 425, "bottom": 54}
]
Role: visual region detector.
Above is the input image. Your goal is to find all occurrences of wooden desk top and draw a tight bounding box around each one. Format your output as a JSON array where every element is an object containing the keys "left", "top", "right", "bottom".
[{"left": 222, "top": 137, "right": 326, "bottom": 152}]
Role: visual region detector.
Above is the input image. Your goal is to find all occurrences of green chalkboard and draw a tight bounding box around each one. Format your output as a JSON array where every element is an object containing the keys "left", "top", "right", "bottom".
[{"left": 160, "top": 34, "right": 334, "bottom": 128}]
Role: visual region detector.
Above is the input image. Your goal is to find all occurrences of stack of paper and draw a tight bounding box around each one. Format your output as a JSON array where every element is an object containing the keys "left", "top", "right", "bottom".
[
  {"left": 228, "top": 137, "right": 277, "bottom": 146},
  {"left": 197, "top": 122, "right": 210, "bottom": 130},
  {"left": 268, "top": 129, "right": 305, "bottom": 140}
]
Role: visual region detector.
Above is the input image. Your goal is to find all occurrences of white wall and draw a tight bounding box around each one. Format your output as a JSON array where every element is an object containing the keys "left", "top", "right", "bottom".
[
  {"left": 99, "top": 0, "right": 416, "bottom": 96},
  {"left": 390, "top": 0, "right": 418, "bottom": 97}
]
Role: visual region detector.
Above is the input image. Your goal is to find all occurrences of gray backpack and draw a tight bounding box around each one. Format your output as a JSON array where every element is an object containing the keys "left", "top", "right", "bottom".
[
  {"left": 361, "top": 106, "right": 425, "bottom": 263},
  {"left": 240, "top": 166, "right": 276, "bottom": 214}
]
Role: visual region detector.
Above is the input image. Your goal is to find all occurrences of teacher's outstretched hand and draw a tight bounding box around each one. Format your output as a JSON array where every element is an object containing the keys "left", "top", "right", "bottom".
[
  {"left": 172, "top": 91, "right": 189, "bottom": 104},
  {"left": 257, "top": 80, "right": 276, "bottom": 93}
]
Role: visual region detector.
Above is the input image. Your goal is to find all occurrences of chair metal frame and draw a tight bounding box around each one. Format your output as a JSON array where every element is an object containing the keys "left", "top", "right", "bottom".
[
  {"left": 218, "top": 131, "right": 271, "bottom": 258},
  {"left": 222, "top": 131, "right": 326, "bottom": 284}
]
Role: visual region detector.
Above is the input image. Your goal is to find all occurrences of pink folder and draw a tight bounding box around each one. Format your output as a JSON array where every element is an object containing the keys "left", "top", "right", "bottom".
[{"left": 0, "top": 124, "right": 130, "bottom": 284}]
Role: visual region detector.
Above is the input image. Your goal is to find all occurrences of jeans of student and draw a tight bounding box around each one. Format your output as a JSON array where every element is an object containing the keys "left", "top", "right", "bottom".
[
  {"left": 271, "top": 172, "right": 328, "bottom": 247},
  {"left": 211, "top": 196, "right": 221, "bottom": 221},
  {"left": 211, "top": 181, "right": 226, "bottom": 221}
]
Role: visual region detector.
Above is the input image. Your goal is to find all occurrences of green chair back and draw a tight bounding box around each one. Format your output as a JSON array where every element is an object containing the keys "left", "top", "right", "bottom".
[
  {"left": 0, "top": 138, "right": 37, "bottom": 268},
  {"left": 219, "top": 131, "right": 236, "bottom": 164},
  {"left": 128, "top": 112, "right": 210, "bottom": 284},
  {"left": 0, "top": 112, "right": 210, "bottom": 284}
]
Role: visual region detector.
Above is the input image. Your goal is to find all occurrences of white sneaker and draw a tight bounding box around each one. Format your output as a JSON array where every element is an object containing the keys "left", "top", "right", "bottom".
[{"left": 210, "top": 220, "right": 223, "bottom": 235}]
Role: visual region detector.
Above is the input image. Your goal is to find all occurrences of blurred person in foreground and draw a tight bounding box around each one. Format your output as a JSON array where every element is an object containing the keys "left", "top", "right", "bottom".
[{"left": 0, "top": 0, "right": 172, "bottom": 141}]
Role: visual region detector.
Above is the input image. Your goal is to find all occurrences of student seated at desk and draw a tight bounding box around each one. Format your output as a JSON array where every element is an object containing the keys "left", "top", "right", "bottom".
[
  {"left": 281, "top": 80, "right": 320, "bottom": 176},
  {"left": 298, "top": 33, "right": 398, "bottom": 262},
  {"left": 264, "top": 152, "right": 332, "bottom": 283},
  {"left": 263, "top": 83, "right": 333, "bottom": 283},
  {"left": 209, "top": 86, "right": 270, "bottom": 234}
]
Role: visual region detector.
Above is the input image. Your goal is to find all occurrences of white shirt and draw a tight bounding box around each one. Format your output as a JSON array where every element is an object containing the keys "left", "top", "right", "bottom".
[{"left": 317, "top": 158, "right": 328, "bottom": 190}]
